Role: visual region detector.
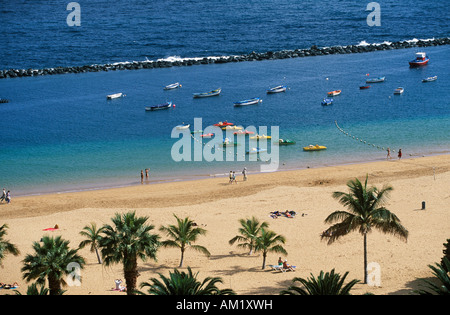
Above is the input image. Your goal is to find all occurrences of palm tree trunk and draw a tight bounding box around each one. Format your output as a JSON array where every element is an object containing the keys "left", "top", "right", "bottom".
[
  {"left": 48, "top": 275, "right": 61, "bottom": 295},
  {"left": 262, "top": 251, "right": 267, "bottom": 270},
  {"left": 363, "top": 233, "right": 368, "bottom": 284},
  {"left": 179, "top": 248, "right": 185, "bottom": 268},
  {"left": 124, "top": 258, "right": 138, "bottom": 295},
  {"left": 95, "top": 247, "right": 102, "bottom": 264}
]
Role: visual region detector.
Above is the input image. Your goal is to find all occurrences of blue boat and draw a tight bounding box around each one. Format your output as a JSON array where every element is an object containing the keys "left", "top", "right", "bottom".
[
  {"left": 267, "top": 85, "right": 287, "bottom": 94},
  {"left": 321, "top": 98, "right": 333, "bottom": 106},
  {"left": 193, "top": 88, "right": 221, "bottom": 98},
  {"left": 145, "top": 101, "right": 172, "bottom": 111},
  {"left": 233, "top": 97, "right": 262, "bottom": 106}
]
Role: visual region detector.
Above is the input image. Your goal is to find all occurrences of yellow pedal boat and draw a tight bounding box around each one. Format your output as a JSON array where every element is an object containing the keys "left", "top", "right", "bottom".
[
  {"left": 250, "top": 134, "right": 271, "bottom": 140},
  {"left": 303, "top": 144, "right": 327, "bottom": 151}
]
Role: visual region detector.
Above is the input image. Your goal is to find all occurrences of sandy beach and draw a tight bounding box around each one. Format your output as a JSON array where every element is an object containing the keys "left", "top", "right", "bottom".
[{"left": 1, "top": 154, "right": 449, "bottom": 295}]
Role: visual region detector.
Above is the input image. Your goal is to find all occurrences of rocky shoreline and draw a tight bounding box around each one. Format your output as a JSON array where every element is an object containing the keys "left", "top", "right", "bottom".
[{"left": 1, "top": 37, "right": 449, "bottom": 79}]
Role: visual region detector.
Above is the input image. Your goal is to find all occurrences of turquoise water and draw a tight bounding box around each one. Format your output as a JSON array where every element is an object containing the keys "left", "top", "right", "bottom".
[{"left": 0, "top": 45, "right": 449, "bottom": 195}]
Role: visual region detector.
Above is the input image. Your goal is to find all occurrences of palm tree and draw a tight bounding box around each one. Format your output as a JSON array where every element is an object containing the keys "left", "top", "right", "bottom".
[
  {"left": 0, "top": 223, "right": 20, "bottom": 265},
  {"left": 98, "top": 211, "right": 160, "bottom": 295},
  {"left": 254, "top": 228, "right": 287, "bottom": 270},
  {"left": 78, "top": 222, "right": 105, "bottom": 264},
  {"left": 137, "top": 267, "right": 235, "bottom": 295},
  {"left": 415, "top": 257, "right": 450, "bottom": 295},
  {"left": 13, "top": 283, "right": 59, "bottom": 295},
  {"left": 280, "top": 269, "right": 360, "bottom": 295},
  {"left": 21, "top": 235, "right": 85, "bottom": 295},
  {"left": 159, "top": 214, "right": 210, "bottom": 268},
  {"left": 321, "top": 175, "right": 408, "bottom": 284},
  {"left": 229, "top": 217, "right": 269, "bottom": 255}
]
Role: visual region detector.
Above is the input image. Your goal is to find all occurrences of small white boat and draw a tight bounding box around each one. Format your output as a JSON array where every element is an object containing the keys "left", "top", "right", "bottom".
[
  {"left": 393, "top": 87, "right": 404, "bottom": 95},
  {"left": 176, "top": 124, "right": 190, "bottom": 130},
  {"left": 145, "top": 101, "right": 172, "bottom": 111},
  {"left": 422, "top": 76, "right": 437, "bottom": 83},
  {"left": 246, "top": 147, "right": 267, "bottom": 154},
  {"left": 233, "top": 98, "right": 262, "bottom": 106},
  {"left": 164, "top": 82, "right": 182, "bottom": 90},
  {"left": 107, "top": 93, "right": 124, "bottom": 99},
  {"left": 366, "top": 77, "right": 385, "bottom": 83},
  {"left": 321, "top": 98, "right": 333, "bottom": 106},
  {"left": 267, "top": 85, "right": 287, "bottom": 94}
]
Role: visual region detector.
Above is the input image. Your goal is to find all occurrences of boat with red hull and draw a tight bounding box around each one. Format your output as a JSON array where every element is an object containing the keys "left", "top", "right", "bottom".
[{"left": 409, "top": 52, "right": 429, "bottom": 67}]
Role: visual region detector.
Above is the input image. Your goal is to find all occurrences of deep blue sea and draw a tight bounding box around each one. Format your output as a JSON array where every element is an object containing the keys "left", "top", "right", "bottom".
[{"left": 0, "top": 1, "right": 449, "bottom": 195}]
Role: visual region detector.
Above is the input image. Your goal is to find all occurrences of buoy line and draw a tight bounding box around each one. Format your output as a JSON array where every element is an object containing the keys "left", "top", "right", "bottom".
[{"left": 334, "top": 121, "right": 396, "bottom": 153}]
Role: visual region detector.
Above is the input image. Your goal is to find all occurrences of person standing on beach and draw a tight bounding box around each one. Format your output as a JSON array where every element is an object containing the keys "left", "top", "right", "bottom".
[
  {"left": 398, "top": 149, "right": 402, "bottom": 159},
  {"left": 0, "top": 188, "right": 6, "bottom": 203},
  {"left": 387, "top": 148, "right": 391, "bottom": 160},
  {"left": 242, "top": 167, "right": 248, "bottom": 181},
  {"left": 145, "top": 168, "right": 149, "bottom": 179},
  {"left": 5, "top": 191, "right": 11, "bottom": 204},
  {"left": 141, "top": 170, "right": 144, "bottom": 183}
]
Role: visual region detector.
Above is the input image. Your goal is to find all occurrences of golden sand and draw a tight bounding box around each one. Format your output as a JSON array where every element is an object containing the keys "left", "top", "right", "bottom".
[{"left": 1, "top": 154, "right": 449, "bottom": 295}]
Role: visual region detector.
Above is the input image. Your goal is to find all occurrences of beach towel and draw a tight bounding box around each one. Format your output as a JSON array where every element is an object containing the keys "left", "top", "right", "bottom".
[{"left": 43, "top": 228, "right": 58, "bottom": 231}]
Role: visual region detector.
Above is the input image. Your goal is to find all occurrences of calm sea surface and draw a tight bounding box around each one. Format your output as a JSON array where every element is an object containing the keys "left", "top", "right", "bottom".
[{"left": 0, "top": 1, "right": 449, "bottom": 195}]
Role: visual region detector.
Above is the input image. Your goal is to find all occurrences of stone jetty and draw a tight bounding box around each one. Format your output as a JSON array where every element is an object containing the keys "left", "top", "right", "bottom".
[{"left": 1, "top": 37, "right": 449, "bottom": 79}]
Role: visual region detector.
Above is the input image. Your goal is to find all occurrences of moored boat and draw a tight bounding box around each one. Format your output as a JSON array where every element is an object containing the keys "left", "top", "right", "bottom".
[
  {"left": 234, "top": 130, "right": 255, "bottom": 135},
  {"left": 422, "top": 76, "right": 437, "bottom": 82},
  {"left": 193, "top": 88, "right": 221, "bottom": 98},
  {"left": 321, "top": 98, "right": 333, "bottom": 106},
  {"left": 277, "top": 139, "right": 296, "bottom": 145},
  {"left": 393, "top": 87, "right": 404, "bottom": 95},
  {"left": 200, "top": 133, "right": 214, "bottom": 138},
  {"left": 176, "top": 124, "right": 190, "bottom": 130},
  {"left": 107, "top": 92, "right": 124, "bottom": 99},
  {"left": 145, "top": 101, "right": 172, "bottom": 111},
  {"left": 233, "top": 98, "right": 262, "bottom": 106},
  {"left": 303, "top": 144, "right": 327, "bottom": 151},
  {"left": 213, "top": 121, "right": 234, "bottom": 127},
  {"left": 409, "top": 52, "right": 429, "bottom": 67},
  {"left": 366, "top": 76, "right": 385, "bottom": 83},
  {"left": 250, "top": 134, "right": 271, "bottom": 140},
  {"left": 164, "top": 82, "right": 182, "bottom": 90},
  {"left": 222, "top": 125, "right": 243, "bottom": 131},
  {"left": 360, "top": 85, "right": 371, "bottom": 89},
  {"left": 267, "top": 85, "right": 287, "bottom": 94},
  {"left": 327, "top": 90, "right": 341, "bottom": 96}
]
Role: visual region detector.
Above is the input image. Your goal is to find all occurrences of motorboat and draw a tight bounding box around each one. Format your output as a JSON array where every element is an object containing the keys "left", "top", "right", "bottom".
[
  {"left": 107, "top": 92, "right": 124, "bottom": 99},
  {"left": 145, "top": 101, "right": 172, "bottom": 111},
  {"left": 233, "top": 98, "right": 262, "bottom": 106},
  {"left": 422, "top": 76, "right": 437, "bottom": 82},
  {"left": 193, "top": 88, "right": 221, "bottom": 98},
  {"left": 303, "top": 144, "right": 327, "bottom": 151},
  {"left": 327, "top": 90, "right": 341, "bottom": 96},
  {"left": 393, "top": 87, "right": 404, "bottom": 95},
  {"left": 321, "top": 98, "right": 333, "bottom": 106},
  {"left": 409, "top": 52, "right": 429, "bottom": 67},
  {"left": 164, "top": 82, "right": 182, "bottom": 90},
  {"left": 366, "top": 76, "right": 385, "bottom": 83},
  {"left": 176, "top": 124, "right": 190, "bottom": 130},
  {"left": 267, "top": 85, "right": 287, "bottom": 94},
  {"left": 200, "top": 133, "right": 214, "bottom": 138},
  {"left": 359, "top": 85, "right": 371, "bottom": 89}
]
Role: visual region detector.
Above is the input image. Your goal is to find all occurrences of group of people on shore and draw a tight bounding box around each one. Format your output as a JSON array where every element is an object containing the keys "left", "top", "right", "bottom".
[
  {"left": 140, "top": 168, "right": 150, "bottom": 184},
  {"left": 0, "top": 188, "right": 11, "bottom": 204},
  {"left": 387, "top": 148, "right": 402, "bottom": 160},
  {"left": 229, "top": 167, "right": 248, "bottom": 184}
]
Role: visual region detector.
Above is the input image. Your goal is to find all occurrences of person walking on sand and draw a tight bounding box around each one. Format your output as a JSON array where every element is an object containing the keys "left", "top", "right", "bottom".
[
  {"left": 232, "top": 171, "right": 237, "bottom": 184},
  {"left": 229, "top": 171, "right": 233, "bottom": 184},
  {"left": 387, "top": 147, "right": 391, "bottom": 160},
  {"left": 0, "top": 188, "right": 6, "bottom": 203},
  {"left": 398, "top": 149, "right": 402, "bottom": 159},
  {"left": 5, "top": 191, "right": 11, "bottom": 204},
  {"left": 242, "top": 167, "right": 248, "bottom": 181}
]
